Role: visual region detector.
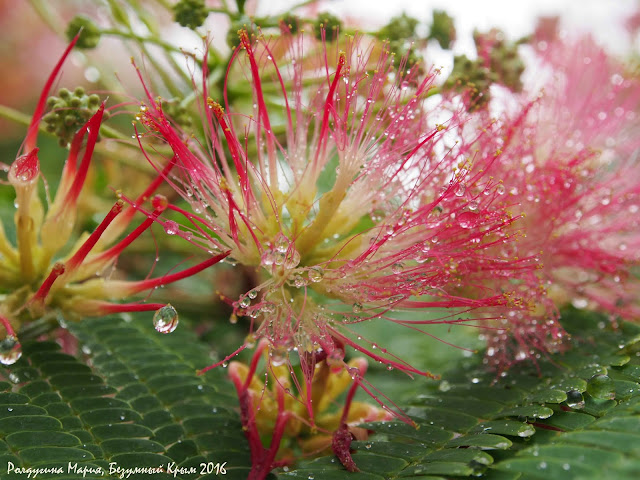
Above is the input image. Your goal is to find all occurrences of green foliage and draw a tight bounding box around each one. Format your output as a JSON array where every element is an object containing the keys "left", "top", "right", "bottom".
[
  {"left": 282, "top": 310, "right": 640, "bottom": 479},
  {"left": 428, "top": 10, "right": 456, "bottom": 49},
  {"left": 1, "top": 310, "right": 639, "bottom": 478},
  {"left": 0, "top": 315, "right": 247, "bottom": 479}
]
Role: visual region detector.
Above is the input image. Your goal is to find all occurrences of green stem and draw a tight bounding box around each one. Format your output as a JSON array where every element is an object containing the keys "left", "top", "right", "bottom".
[{"left": 101, "top": 29, "right": 186, "bottom": 54}]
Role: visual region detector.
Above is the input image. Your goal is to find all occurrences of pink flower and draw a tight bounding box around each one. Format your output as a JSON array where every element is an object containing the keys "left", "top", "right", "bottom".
[
  {"left": 134, "top": 27, "right": 535, "bottom": 465},
  {"left": 475, "top": 34, "right": 640, "bottom": 368}
]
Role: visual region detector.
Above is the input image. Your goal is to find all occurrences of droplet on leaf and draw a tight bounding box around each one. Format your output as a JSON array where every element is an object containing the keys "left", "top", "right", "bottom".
[{"left": 153, "top": 304, "right": 179, "bottom": 334}]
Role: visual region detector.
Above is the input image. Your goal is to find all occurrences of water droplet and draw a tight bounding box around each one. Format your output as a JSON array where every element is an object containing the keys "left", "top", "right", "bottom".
[
  {"left": 496, "top": 184, "right": 505, "bottom": 195},
  {"left": 587, "top": 374, "right": 616, "bottom": 400},
  {"left": 284, "top": 249, "right": 301, "bottom": 269},
  {"left": 454, "top": 183, "right": 466, "bottom": 197},
  {"left": 270, "top": 348, "right": 287, "bottom": 367},
  {"left": 248, "top": 289, "right": 258, "bottom": 299},
  {"left": 566, "top": 390, "right": 585, "bottom": 409},
  {"left": 308, "top": 267, "right": 324, "bottom": 282},
  {"left": 518, "top": 424, "right": 535, "bottom": 437},
  {"left": 275, "top": 234, "right": 289, "bottom": 253},
  {"left": 391, "top": 263, "right": 404, "bottom": 274},
  {"left": 0, "top": 336, "right": 22, "bottom": 365},
  {"left": 153, "top": 305, "right": 179, "bottom": 334},
  {"left": 572, "top": 298, "right": 588, "bottom": 309},
  {"left": 352, "top": 302, "right": 363, "bottom": 313},
  {"left": 261, "top": 250, "right": 275, "bottom": 266},
  {"left": 164, "top": 220, "right": 179, "bottom": 235},
  {"left": 239, "top": 296, "right": 251, "bottom": 308},
  {"left": 438, "top": 380, "right": 451, "bottom": 392},
  {"left": 562, "top": 463, "right": 571, "bottom": 471},
  {"left": 457, "top": 211, "right": 479, "bottom": 229}
]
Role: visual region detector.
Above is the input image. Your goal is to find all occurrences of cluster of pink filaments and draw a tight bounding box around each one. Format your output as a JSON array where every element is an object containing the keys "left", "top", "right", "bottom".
[
  {"left": 134, "top": 26, "right": 538, "bottom": 423},
  {"left": 467, "top": 33, "right": 640, "bottom": 369}
]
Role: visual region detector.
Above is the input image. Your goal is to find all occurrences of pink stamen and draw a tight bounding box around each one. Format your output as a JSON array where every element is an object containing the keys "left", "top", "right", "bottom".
[
  {"left": 87, "top": 195, "right": 168, "bottom": 266},
  {"left": 124, "top": 250, "right": 231, "bottom": 295},
  {"left": 0, "top": 313, "right": 18, "bottom": 338},
  {"left": 64, "top": 105, "right": 105, "bottom": 206},
  {"left": 29, "top": 263, "right": 66, "bottom": 305},
  {"left": 65, "top": 200, "right": 124, "bottom": 273}
]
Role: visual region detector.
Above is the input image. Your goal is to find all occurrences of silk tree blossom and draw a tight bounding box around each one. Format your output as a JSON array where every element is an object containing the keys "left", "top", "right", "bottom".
[
  {"left": 474, "top": 34, "right": 640, "bottom": 369},
  {"left": 0, "top": 37, "right": 229, "bottom": 365},
  {"left": 135, "top": 27, "right": 534, "bottom": 442}
]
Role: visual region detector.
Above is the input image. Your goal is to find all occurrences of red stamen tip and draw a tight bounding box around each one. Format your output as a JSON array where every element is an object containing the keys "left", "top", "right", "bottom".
[
  {"left": 207, "top": 98, "right": 225, "bottom": 119},
  {"left": 238, "top": 30, "right": 251, "bottom": 50}
]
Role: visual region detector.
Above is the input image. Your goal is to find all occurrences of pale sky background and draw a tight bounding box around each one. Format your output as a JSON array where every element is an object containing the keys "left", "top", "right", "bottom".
[{"left": 255, "top": 0, "right": 639, "bottom": 56}]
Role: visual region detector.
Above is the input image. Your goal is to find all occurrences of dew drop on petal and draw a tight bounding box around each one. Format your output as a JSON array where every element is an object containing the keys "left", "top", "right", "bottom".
[
  {"left": 496, "top": 184, "right": 506, "bottom": 195},
  {"left": 164, "top": 220, "right": 179, "bottom": 235},
  {"left": 153, "top": 305, "right": 179, "bottom": 334},
  {"left": 457, "top": 211, "right": 479, "bottom": 229},
  {"left": 391, "top": 263, "right": 404, "bottom": 274},
  {"left": 275, "top": 234, "right": 289, "bottom": 253},
  {"left": 308, "top": 267, "right": 324, "bottom": 282}
]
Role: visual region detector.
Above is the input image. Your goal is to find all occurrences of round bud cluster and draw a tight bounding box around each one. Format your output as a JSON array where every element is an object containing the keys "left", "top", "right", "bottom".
[
  {"left": 279, "top": 14, "right": 300, "bottom": 34},
  {"left": 474, "top": 30, "right": 525, "bottom": 93},
  {"left": 444, "top": 55, "right": 497, "bottom": 109},
  {"left": 66, "top": 15, "right": 102, "bottom": 49},
  {"left": 173, "top": 0, "right": 208, "bottom": 29},
  {"left": 313, "top": 12, "right": 342, "bottom": 41},
  {"left": 43, "top": 87, "right": 108, "bottom": 147},
  {"left": 376, "top": 14, "right": 422, "bottom": 70},
  {"left": 162, "top": 98, "right": 192, "bottom": 129}
]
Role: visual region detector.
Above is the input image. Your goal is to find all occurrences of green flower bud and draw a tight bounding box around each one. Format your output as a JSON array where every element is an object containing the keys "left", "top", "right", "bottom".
[
  {"left": 226, "top": 17, "right": 254, "bottom": 49},
  {"left": 377, "top": 13, "right": 419, "bottom": 44},
  {"left": 66, "top": 15, "right": 102, "bottom": 49},
  {"left": 162, "top": 98, "right": 193, "bottom": 129},
  {"left": 313, "top": 12, "right": 341, "bottom": 41},
  {"left": 280, "top": 14, "right": 300, "bottom": 34},
  {"left": 443, "top": 55, "right": 497, "bottom": 109},
  {"left": 173, "top": 0, "right": 208, "bottom": 29},
  {"left": 428, "top": 10, "right": 456, "bottom": 49},
  {"left": 44, "top": 88, "right": 108, "bottom": 147},
  {"left": 474, "top": 29, "right": 525, "bottom": 93}
]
